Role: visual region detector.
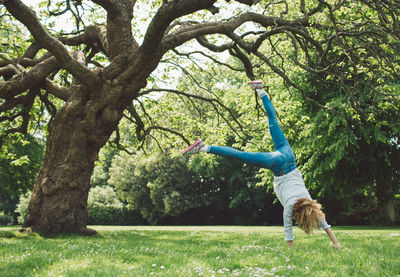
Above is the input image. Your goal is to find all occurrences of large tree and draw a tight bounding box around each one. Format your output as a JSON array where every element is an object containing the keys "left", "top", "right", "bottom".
[
  {"left": 0, "top": 0, "right": 300, "bottom": 234},
  {"left": 1, "top": 0, "right": 399, "bottom": 234}
]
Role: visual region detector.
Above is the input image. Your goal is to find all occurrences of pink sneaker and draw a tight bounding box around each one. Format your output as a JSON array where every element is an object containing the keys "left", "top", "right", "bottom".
[
  {"left": 182, "top": 139, "right": 205, "bottom": 155},
  {"left": 248, "top": 80, "right": 263, "bottom": 90}
]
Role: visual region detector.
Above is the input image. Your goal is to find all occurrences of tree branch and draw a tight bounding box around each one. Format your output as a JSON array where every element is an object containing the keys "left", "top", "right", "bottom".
[
  {"left": 116, "top": 0, "right": 217, "bottom": 83},
  {"left": 0, "top": 88, "right": 37, "bottom": 113},
  {"left": 59, "top": 25, "right": 110, "bottom": 56},
  {"left": 0, "top": 56, "right": 59, "bottom": 100},
  {"left": 90, "top": 0, "right": 119, "bottom": 15},
  {"left": 196, "top": 36, "right": 234, "bottom": 52},
  {"left": 161, "top": 12, "right": 308, "bottom": 52},
  {"left": 172, "top": 49, "right": 242, "bottom": 72},
  {"left": 22, "top": 41, "right": 42, "bottom": 59},
  {"left": 0, "top": 64, "right": 19, "bottom": 80},
  {"left": 254, "top": 50, "right": 336, "bottom": 112},
  {"left": 232, "top": 0, "right": 260, "bottom": 5},
  {"left": 0, "top": 88, "right": 38, "bottom": 141},
  {"left": 41, "top": 79, "right": 71, "bottom": 101},
  {"left": 4, "top": 0, "right": 100, "bottom": 87},
  {"left": 229, "top": 45, "right": 255, "bottom": 80},
  {"left": 142, "top": 126, "right": 190, "bottom": 145},
  {"left": 141, "top": 88, "right": 249, "bottom": 139}
]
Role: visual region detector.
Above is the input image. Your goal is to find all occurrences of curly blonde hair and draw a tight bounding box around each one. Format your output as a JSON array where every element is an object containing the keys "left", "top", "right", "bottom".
[{"left": 293, "top": 198, "right": 325, "bottom": 235}]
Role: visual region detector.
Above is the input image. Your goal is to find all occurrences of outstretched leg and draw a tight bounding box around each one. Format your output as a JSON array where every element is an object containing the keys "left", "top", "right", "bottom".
[
  {"left": 182, "top": 138, "right": 279, "bottom": 169},
  {"left": 182, "top": 80, "right": 296, "bottom": 174},
  {"left": 207, "top": 145, "right": 280, "bottom": 169},
  {"left": 248, "top": 80, "right": 289, "bottom": 150}
]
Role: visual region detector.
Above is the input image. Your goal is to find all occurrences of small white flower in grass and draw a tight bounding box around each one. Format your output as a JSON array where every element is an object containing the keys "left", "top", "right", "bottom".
[
  {"left": 216, "top": 256, "right": 220, "bottom": 260},
  {"left": 160, "top": 265, "right": 165, "bottom": 269},
  {"left": 152, "top": 264, "right": 156, "bottom": 267},
  {"left": 129, "top": 266, "right": 135, "bottom": 270},
  {"left": 286, "top": 258, "right": 290, "bottom": 262}
]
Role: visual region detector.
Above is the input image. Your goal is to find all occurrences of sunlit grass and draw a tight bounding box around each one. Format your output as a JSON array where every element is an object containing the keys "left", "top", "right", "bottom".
[{"left": 1, "top": 225, "right": 399, "bottom": 276}]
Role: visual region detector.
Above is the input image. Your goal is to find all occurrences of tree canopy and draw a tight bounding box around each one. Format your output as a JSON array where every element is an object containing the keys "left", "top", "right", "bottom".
[{"left": 0, "top": 0, "right": 399, "bottom": 233}]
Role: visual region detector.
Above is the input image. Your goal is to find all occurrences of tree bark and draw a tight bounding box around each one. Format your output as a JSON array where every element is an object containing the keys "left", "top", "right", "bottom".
[{"left": 23, "top": 83, "right": 128, "bottom": 234}]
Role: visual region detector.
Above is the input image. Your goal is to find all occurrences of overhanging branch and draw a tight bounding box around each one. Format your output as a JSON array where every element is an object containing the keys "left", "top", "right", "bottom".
[
  {"left": 116, "top": 0, "right": 217, "bottom": 83},
  {"left": 0, "top": 56, "right": 60, "bottom": 100},
  {"left": 140, "top": 88, "right": 249, "bottom": 140},
  {"left": 4, "top": 0, "right": 100, "bottom": 87}
]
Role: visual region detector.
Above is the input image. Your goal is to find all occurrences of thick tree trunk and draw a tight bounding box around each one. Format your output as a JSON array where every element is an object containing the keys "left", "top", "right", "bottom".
[{"left": 23, "top": 85, "right": 125, "bottom": 234}]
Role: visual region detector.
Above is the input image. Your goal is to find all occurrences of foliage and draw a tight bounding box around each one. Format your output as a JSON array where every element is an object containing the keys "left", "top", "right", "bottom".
[
  {"left": 0, "top": 213, "right": 12, "bottom": 226},
  {"left": 15, "top": 191, "right": 31, "bottom": 225},
  {"left": 90, "top": 147, "right": 119, "bottom": 188},
  {"left": 0, "top": 193, "right": 19, "bottom": 225},
  {"left": 114, "top": 27, "right": 399, "bottom": 224},
  {"left": 260, "top": 1, "right": 400, "bottom": 224},
  {"left": 1, "top": 226, "right": 400, "bottom": 276},
  {"left": 88, "top": 186, "right": 123, "bottom": 210},
  {"left": 87, "top": 186, "right": 145, "bottom": 225},
  {"left": 0, "top": 134, "right": 44, "bottom": 196},
  {"left": 109, "top": 151, "right": 202, "bottom": 225},
  {"left": 108, "top": 149, "right": 274, "bottom": 225},
  {"left": 0, "top": 135, "right": 43, "bottom": 224}
]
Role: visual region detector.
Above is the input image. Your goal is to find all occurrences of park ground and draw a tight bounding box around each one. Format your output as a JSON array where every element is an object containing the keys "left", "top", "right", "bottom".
[{"left": 1, "top": 225, "right": 399, "bottom": 276}]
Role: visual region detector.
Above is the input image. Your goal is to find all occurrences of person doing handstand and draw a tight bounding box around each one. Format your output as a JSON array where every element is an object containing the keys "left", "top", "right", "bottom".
[{"left": 183, "top": 80, "right": 341, "bottom": 249}]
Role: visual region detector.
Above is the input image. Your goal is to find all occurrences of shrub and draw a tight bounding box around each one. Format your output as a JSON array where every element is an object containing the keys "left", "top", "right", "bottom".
[
  {"left": 15, "top": 191, "right": 31, "bottom": 225},
  {"left": 88, "top": 186, "right": 145, "bottom": 225},
  {"left": 0, "top": 214, "right": 13, "bottom": 226}
]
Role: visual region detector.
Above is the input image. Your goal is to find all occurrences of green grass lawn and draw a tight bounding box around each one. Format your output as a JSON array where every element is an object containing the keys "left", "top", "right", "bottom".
[{"left": 1, "top": 225, "right": 399, "bottom": 276}]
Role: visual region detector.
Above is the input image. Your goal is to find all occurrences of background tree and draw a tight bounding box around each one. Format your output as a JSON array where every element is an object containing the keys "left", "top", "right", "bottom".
[
  {"left": 104, "top": 58, "right": 282, "bottom": 226},
  {"left": 0, "top": 135, "right": 43, "bottom": 224},
  {"left": 1, "top": 0, "right": 399, "bottom": 234},
  {"left": 109, "top": 149, "right": 275, "bottom": 226},
  {"left": 269, "top": 1, "right": 400, "bottom": 224},
  {"left": 116, "top": 0, "right": 400, "bottom": 224}
]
